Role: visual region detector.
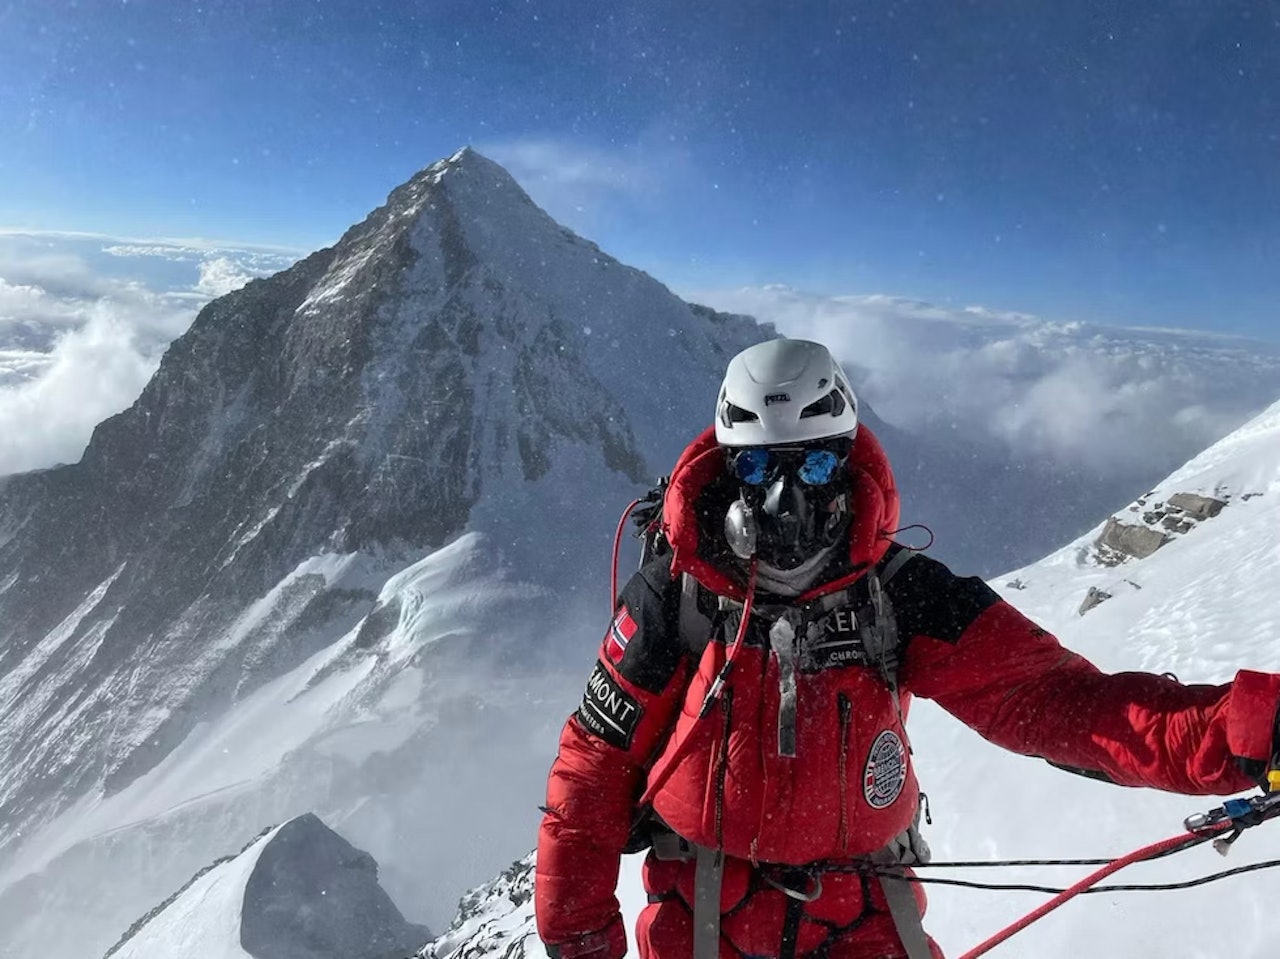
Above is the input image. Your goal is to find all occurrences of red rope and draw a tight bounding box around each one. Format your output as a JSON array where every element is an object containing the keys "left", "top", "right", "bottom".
[{"left": 958, "top": 825, "right": 1227, "bottom": 958}]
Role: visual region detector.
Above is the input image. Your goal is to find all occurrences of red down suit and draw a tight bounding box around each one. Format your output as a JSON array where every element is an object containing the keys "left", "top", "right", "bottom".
[{"left": 537, "top": 425, "right": 1280, "bottom": 958}]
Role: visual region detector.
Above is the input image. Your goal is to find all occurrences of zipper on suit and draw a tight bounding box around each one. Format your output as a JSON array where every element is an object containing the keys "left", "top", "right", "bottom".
[
  {"left": 837, "top": 692, "right": 852, "bottom": 854},
  {"left": 714, "top": 687, "right": 734, "bottom": 849}
]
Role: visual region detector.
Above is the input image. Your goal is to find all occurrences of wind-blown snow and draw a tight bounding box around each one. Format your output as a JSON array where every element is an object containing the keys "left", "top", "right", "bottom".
[{"left": 0, "top": 534, "right": 574, "bottom": 958}]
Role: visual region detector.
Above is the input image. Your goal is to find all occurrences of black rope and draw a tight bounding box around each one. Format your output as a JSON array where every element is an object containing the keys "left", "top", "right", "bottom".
[
  {"left": 914, "top": 833, "right": 1215, "bottom": 870},
  {"left": 876, "top": 854, "right": 1280, "bottom": 896},
  {"left": 916, "top": 858, "right": 1113, "bottom": 868}
]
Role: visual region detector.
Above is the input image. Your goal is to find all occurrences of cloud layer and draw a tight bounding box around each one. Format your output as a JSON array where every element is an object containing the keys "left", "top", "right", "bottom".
[
  {"left": 0, "top": 232, "right": 297, "bottom": 475},
  {"left": 6, "top": 231, "right": 1278, "bottom": 499},
  {"left": 695, "top": 286, "right": 1280, "bottom": 476}
]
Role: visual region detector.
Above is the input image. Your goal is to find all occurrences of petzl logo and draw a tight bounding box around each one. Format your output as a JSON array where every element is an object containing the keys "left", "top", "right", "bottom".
[
  {"left": 605, "top": 606, "right": 638, "bottom": 665},
  {"left": 764, "top": 392, "right": 791, "bottom": 406},
  {"left": 576, "top": 661, "right": 643, "bottom": 750}
]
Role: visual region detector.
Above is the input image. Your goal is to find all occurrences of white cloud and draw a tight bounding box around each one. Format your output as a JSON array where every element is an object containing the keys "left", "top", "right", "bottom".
[
  {"left": 692, "top": 286, "right": 1280, "bottom": 474},
  {"left": 195, "top": 256, "right": 257, "bottom": 297},
  {"left": 0, "top": 308, "right": 158, "bottom": 473},
  {"left": 0, "top": 232, "right": 301, "bottom": 476}
]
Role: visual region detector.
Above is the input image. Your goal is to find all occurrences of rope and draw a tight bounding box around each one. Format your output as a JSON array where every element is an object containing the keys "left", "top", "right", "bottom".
[
  {"left": 955, "top": 826, "right": 1226, "bottom": 959},
  {"left": 911, "top": 835, "right": 1214, "bottom": 869},
  {"left": 891, "top": 855, "right": 1280, "bottom": 894}
]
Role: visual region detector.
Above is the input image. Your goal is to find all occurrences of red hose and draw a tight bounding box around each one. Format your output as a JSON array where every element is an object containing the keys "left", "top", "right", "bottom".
[
  {"left": 958, "top": 826, "right": 1227, "bottom": 958},
  {"left": 610, "top": 497, "right": 643, "bottom": 612}
]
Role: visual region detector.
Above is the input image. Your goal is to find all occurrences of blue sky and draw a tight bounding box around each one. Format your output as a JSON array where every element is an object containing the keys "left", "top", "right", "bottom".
[{"left": 1, "top": 1, "right": 1277, "bottom": 337}]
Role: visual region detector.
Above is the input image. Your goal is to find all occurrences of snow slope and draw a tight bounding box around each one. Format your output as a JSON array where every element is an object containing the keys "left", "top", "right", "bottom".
[
  {"left": 0, "top": 535, "right": 573, "bottom": 959},
  {"left": 426, "top": 397, "right": 1280, "bottom": 959}
]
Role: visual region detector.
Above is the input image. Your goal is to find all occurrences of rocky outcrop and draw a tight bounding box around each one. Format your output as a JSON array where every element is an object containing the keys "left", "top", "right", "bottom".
[
  {"left": 420, "top": 853, "right": 538, "bottom": 959},
  {"left": 1096, "top": 517, "right": 1169, "bottom": 564},
  {"left": 1095, "top": 491, "right": 1230, "bottom": 565},
  {"left": 1078, "top": 586, "right": 1114, "bottom": 615},
  {"left": 1166, "top": 492, "right": 1226, "bottom": 522}
]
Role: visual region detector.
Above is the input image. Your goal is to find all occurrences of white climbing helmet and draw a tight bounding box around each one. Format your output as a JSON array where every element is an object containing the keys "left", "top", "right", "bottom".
[{"left": 714, "top": 339, "right": 859, "bottom": 447}]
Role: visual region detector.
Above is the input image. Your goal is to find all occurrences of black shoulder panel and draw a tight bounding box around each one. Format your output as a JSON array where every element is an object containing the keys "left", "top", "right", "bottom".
[
  {"left": 609, "top": 553, "right": 687, "bottom": 694},
  {"left": 881, "top": 550, "right": 1000, "bottom": 645}
]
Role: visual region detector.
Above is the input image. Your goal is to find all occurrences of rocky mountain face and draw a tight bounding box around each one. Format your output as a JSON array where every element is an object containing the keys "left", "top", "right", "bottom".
[{"left": 0, "top": 148, "right": 763, "bottom": 959}]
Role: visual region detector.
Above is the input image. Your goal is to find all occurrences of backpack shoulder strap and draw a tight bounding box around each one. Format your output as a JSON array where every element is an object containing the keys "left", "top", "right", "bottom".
[
  {"left": 677, "top": 571, "right": 717, "bottom": 656},
  {"left": 862, "top": 547, "right": 919, "bottom": 691},
  {"left": 878, "top": 544, "right": 917, "bottom": 589}
]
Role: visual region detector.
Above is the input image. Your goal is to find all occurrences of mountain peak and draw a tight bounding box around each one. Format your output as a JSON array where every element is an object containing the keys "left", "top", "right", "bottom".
[
  {"left": 0, "top": 148, "right": 765, "bottom": 959},
  {"left": 425, "top": 145, "right": 508, "bottom": 181},
  {"left": 375, "top": 145, "right": 531, "bottom": 226}
]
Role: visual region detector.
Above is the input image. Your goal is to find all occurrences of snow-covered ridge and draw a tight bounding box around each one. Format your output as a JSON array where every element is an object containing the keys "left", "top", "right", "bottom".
[
  {"left": 105, "top": 813, "right": 429, "bottom": 959},
  {"left": 999, "top": 396, "right": 1280, "bottom": 636}
]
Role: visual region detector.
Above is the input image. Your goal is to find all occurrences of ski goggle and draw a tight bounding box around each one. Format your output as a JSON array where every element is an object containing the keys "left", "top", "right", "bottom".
[{"left": 728, "top": 445, "right": 847, "bottom": 487}]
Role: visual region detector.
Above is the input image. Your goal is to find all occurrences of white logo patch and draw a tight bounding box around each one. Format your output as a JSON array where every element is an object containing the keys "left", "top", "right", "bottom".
[{"left": 863, "top": 730, "right": 907, "bottom": 809}]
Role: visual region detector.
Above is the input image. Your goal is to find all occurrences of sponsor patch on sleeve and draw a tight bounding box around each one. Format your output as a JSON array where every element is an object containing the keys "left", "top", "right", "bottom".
[
  {"left": 575, "top": 660, "right": 643, "bottom": 750},
  {"left": 605, "top": 605, "right": 639, "bottom": 665}
]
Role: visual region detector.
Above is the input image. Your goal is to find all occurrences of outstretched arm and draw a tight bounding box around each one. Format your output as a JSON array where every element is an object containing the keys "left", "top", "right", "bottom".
[{"left": 895, "top": 557, "right": 1280, "bottom": 795}]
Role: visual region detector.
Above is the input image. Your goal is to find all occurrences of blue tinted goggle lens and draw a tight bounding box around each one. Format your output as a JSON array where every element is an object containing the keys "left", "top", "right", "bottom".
[
  {"left": 732, "top": 448, "right": 771, "bottom": 485},
  {"left": 731, "top": 448, "right": 842, "bottom": 486},
  {"left": 798, "top": 449, "right": 840, "bottom": 485}
]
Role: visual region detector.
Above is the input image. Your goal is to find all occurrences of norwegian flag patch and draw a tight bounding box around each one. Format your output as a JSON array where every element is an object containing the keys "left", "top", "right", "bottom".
[{"left": 605, "top": 606, "right": 639, "bottom": 664}]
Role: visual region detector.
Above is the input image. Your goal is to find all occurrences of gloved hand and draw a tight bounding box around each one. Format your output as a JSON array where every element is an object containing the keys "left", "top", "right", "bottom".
[
  {"left": 544, "top": 915, "right": 627, "bottom": 959},
  {"left": 1235, "top": 708, "right": 1280, "bottom": 790}
]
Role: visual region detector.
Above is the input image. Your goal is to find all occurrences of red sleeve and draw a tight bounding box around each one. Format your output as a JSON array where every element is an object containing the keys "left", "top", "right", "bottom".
[
  {"left": 535, "top": 569, "right": 692, "bottom": 950},
  {"left": 903, "top": 599, "right": 1280, "bottom": 795}
]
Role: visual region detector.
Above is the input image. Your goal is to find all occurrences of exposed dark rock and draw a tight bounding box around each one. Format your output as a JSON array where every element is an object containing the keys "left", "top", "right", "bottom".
[
  {"left": 1078, "top": 586, "right": 1113, "bottom": 615},
  {"left": 1096, "top": 517, "right": 1170, "bottom": 562},
  {"left": 1166, "top": 492, "right": 1227, "bottom": 521},
  {"left": 241, "top": 814, "right": 430, "bottom": 959},
  {"left": 1096, "top": 490, "right": 1231, "bottom": 565}
]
